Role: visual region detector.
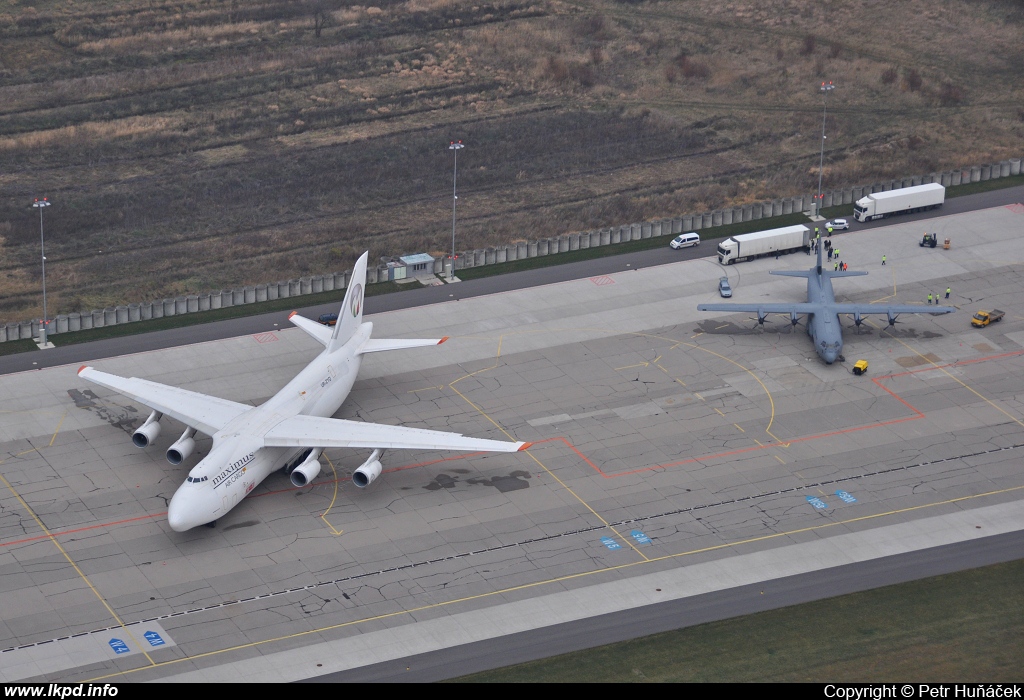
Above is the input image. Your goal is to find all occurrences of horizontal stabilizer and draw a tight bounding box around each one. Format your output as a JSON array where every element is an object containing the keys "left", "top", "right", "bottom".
[
  {"left": 288, "top": 312, "right": 332, "bottom": 347},
  {"left": 769, "top": 270, "right": 814, "bottom": 278},
  {"left": 825, "top": 270, "right": 869, "bottom": 278},
  {"left": 359, "top": 337, "right": 449, "bottom": 355},
  {"left": 264, "top": 414, "right": 528, "bottom": 453}
]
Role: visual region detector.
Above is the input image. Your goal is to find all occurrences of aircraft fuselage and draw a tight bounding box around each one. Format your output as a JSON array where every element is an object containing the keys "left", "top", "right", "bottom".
[
  {"left": 805, "top": 271, "right": 843, "bottom": 364},
  {"left": 165, "top": 324, "right": 370, "bottom": 531}
]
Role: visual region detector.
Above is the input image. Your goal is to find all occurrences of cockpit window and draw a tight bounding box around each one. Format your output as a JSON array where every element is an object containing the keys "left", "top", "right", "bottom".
[{"left": 186, "top": 476, "right": 208, "bottom": 483}]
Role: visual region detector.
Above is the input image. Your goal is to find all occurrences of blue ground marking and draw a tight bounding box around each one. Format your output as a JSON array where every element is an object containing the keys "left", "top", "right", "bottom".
[
  {"left": 108, "top": 638, "right": 130, "bottom": 654},
  {"left": 806, "top": 496, "right": 829, "bottom": 509},
  {"left": 600, "top": 536, "right": 622, "bottom": 550},
  {"left": 144, "top": 631, "right": 166, "bottom": 647},
  {"left": 835, "top": 489, "right": 857, "bottom": 503},
  {"left": 630, "top": 529, "right": 652, "bottom": 545}
]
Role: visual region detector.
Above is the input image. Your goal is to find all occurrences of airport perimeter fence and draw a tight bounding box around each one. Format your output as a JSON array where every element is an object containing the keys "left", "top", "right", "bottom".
[{"left": 2, "top": 157, "right": 1021, "bottom": 344}]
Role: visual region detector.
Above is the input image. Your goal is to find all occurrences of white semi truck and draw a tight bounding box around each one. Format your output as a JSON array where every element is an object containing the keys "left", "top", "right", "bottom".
[
  {"left": 853, "top": 183, "right": 944, "bottom": 222},
  {"left": 716, "top": 224, "right": 810, "bottom": 265}
]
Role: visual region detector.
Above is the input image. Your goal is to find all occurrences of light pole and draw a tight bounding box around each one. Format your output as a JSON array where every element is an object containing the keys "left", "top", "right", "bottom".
[
  {"left": 448, "top": 140, "right": 463, "bottom": 282},
  {"left": 815, "top": 81, "right": 835, "bottom": 218},
  {"left": 32, "top": 197, "right": 51, "bottom": 348}
]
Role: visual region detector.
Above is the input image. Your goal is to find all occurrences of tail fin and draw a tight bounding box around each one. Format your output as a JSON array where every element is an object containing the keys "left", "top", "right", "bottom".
[
  {"left": 816, "top": 234, "right": 823, "bottom": 276},
  {"left": 327, "top": 251, "right": 368, "bottom": 353}
]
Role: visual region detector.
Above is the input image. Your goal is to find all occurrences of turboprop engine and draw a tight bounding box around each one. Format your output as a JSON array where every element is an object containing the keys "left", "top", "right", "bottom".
[
  {"left": 289, "top": 448, "right": 323, "bottom": 488},
  {"left": 166, "top": 428, "right": 197, "bottom": 465},
  {"left": 132, "top": 411, "right": 162, "bottom": 448},
  {"left": 352, "top": 449, "right": 384, "bottom": 488}
]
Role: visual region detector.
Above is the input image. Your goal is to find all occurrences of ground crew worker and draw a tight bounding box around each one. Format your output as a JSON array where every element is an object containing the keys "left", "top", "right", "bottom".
[
  {"left": 834, "top": 262, "right": 839, "bottom": 271},
  {"left": 882, "top": 255, "right": 886, "bottom": 266},
  {"left": 946, "top": 287, "right": 951, "bottom": 299},
  {"left": 827, "top": 226, "right": 833, "bottom": 235},
  {"left": 928, "top": 293, "right": 933, "bottom": 305},
  {"left": 843, "top": 262, "right": 848, "bottom": 271}
]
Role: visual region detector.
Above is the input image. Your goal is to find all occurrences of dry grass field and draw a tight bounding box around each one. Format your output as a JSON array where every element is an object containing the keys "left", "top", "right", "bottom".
[{"left": 0, "top": 0, "right": 1021, "bottom": 321}]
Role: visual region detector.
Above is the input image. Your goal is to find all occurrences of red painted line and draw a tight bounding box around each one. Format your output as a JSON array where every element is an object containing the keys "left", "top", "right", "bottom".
[
  {"left": 568, "top": 350, "right": 1023, "bottom": 478},
  {"left": 0, "top": 512, "right": 166, "bottom": 549},
  {"left": 6, "top": 351, "right": 1020, "bottom": 545}
]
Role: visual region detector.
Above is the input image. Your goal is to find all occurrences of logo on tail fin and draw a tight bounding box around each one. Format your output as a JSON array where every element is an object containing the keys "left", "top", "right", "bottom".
[{"left": 350, "top": 284, "right": 363, "bottom": 317}]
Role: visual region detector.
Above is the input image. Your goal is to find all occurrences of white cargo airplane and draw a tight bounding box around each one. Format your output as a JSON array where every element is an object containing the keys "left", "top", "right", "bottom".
[{"left": 79, "top": 252, "right": 530, "bottom": 532}]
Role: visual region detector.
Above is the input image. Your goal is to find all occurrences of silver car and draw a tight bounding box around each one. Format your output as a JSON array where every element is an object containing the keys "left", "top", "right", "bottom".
[
  {"left": 826, "top": 218, "right": 849, "bottom": 231},
  {"left": 718, "top": 277, "right": 732, "bottom": 298}
]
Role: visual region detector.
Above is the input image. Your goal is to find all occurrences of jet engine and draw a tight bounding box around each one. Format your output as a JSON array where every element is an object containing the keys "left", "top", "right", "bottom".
[
  {"left": 166, "top": 428, "right": 197, "bottom": 465},
  {"left": 289, "top": 449, "right": 323, "bottom": 488},
  {"left": 132, "top": 411, "right": 163, "bottom": 448},
  {"left": 352, "top": 449, "right": 384, "bottom": 488}
]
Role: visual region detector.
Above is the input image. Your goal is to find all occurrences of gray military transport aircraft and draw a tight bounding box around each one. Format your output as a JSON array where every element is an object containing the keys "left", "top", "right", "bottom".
[{"left": 697, "top": 242, "right": 955, "bottom": 364}]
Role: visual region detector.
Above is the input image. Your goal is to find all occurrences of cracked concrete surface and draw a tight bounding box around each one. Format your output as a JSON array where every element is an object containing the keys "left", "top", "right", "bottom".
[{"left": 1, "top": 206, "right": 1024, "bottom": 681}]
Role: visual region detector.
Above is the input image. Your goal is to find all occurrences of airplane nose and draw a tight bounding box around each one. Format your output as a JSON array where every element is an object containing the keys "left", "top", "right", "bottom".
[
  {"left": 166, "top": 502, "right": 192, "bottom": 532},
  {"left": 167, "top": 487, "right": 213, "bottom": 532}
]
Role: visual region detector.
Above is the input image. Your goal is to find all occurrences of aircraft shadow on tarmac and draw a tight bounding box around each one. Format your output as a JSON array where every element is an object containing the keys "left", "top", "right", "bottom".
[{"left": 694, "top": 319, "right": 942, "bottom": 340}]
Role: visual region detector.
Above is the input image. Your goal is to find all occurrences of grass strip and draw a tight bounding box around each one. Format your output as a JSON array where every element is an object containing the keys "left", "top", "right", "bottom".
[
  {"left": 450, "top": 558, "right": 1024, "bottom": 682},
  {"left": 0, "top": 339, "right": 39, "bottom": 356}
]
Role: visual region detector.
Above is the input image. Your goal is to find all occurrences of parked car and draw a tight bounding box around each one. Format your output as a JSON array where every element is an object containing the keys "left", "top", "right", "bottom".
[
  {"left": 718, "top": 277, "right": 732, "bottom": 298},
  {"left": 825, "top": 218, "right": 849, "bottom": 231},
  {"left": 317, "top": 313, "right": 338, "bottom": 326},
  {"left": 670, "top": 232, "right": 701, "bottom": 249}
]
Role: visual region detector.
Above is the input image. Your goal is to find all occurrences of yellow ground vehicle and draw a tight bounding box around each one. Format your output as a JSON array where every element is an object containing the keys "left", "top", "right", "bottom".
[
  {"left": 852, "top": 360, "right": 868, "bottom": 375},
  {"left": 971, "top": 310, "right": 1004, "bottom": 328}
]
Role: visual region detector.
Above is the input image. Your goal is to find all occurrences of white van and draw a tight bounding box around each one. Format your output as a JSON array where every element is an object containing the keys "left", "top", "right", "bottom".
[{"left": 670, "top": 232, "right": 700, "bottom": 249}]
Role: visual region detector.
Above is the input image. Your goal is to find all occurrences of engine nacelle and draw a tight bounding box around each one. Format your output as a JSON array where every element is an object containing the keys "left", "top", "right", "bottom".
[
  {"left": 289, "top": 449, "right": 323, "bottom": 488},
  {"left": 352, "top": 449, "right": 384, "bottom": 488},
  {"left": 166, "top": 429, "right": 197, "bottom": 465},
  {"left": 132, "top": 411, "right": 163, "bottom": 448}
]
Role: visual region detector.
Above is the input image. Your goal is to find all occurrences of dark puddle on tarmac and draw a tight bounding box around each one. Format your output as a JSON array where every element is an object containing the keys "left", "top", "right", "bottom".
[{"left": 414, "top": 469, "right": 532, "bottom": 493}]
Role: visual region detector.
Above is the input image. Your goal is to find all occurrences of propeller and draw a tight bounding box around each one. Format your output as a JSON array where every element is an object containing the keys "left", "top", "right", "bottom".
[
  {"left": 748, "top": 310, "right": 769, "bottom": 332},
  {"left": 884, "top": 311, "right": 901, "bottom": 331},
  {"left": 772, "top": 311, "right": 803, "bottom": 334},
  {"left": 851, "top": 311, "right": 864, "bottom": 334}
]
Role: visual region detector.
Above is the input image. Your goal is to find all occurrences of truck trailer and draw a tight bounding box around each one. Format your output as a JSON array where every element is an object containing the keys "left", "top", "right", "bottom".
[
  {"left": 716, "top": 225, "right": 810, "bottom": 265},
  {"left": 853, "top": 183, "right": 945, "bottom": 222}
]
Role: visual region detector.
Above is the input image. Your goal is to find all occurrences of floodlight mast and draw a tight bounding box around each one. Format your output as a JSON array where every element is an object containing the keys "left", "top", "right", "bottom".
[
  {"left": 32, "top": 197, "right": 51, "bottom": 347},
  {"left": 816, "top": 81, "right": 835, "bottom": 217},
  {"left": 448, "top": 140, "right": 464, "bottom": 282}
]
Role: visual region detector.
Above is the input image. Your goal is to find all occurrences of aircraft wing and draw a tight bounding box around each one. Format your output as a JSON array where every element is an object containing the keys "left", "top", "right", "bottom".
[
  {"left": 263, "top": 415, "right": 529, "bottom": 453},
  {"left": 831, "top": 304, "right": 956, "bottom": 316},
  {"left": 78, "top": 366, "right": 252, "bottom": 435},
  {"left": 698, "top": 303, "right": 820, "bottom": 315}
]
